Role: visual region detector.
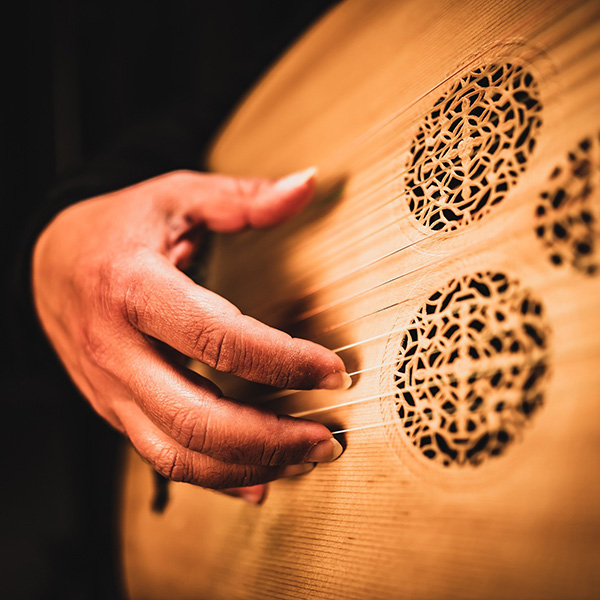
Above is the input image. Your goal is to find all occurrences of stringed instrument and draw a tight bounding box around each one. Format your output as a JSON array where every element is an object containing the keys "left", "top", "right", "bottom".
[{"left": 120, "top": 1, "right": 600, "bottom": 597}]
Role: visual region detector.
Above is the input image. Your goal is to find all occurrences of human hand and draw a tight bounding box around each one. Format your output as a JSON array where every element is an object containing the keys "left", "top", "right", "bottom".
[{"left": 32, "top": 169, "right": 349, "bottom": 503}]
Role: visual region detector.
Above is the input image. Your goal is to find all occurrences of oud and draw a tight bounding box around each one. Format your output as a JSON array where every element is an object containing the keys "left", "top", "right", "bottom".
[{"left": 120, "top": 1, "right": 600, "bottom": 598}]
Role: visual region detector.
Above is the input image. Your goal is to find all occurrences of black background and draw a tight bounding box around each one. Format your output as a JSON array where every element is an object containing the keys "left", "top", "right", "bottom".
[{"left": 2, "top": 2, "right": 335, "bottom": 597}]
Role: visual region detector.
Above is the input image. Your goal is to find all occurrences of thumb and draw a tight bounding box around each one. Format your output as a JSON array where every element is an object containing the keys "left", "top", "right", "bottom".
[{"left": 159, "top": 167, "right": 318, "bottom": 234}]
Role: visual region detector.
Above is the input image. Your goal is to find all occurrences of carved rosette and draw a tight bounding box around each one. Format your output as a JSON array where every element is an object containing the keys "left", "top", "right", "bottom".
[
  {"left": 535, "top": 133, "right": 600, "bottom": 276},
  {"left": 405, "top": 63, "right": 542, "bottom": 231},
  {"left": 386, "top": 272, "right": 551, "bottom": 467}
]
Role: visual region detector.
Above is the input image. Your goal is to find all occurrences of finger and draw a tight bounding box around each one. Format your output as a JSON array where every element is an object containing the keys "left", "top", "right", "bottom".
[
  {"left": 157, "top": 167, "right": 317, "bottom": 235},
  {"left": 117, "top": 401, "right": 315, "bottom": 489},
  {"left": 120, "top": 338, "right": 344, "bottom": 466},
  {"left": 124, "top": 251, "right": 351, "bottom": 390},
  {"left": 219, "top": 485, "right": 268, "bottom": 505}
]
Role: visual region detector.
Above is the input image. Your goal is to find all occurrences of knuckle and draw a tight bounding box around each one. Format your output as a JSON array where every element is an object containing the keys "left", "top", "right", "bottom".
[
  {"left": 79, "top": 322, "right": 113, "bottom": 371},
  {"left": 233, "top": 177, "right": 265, "bottom": 197},
  {"left": 258, "top": 420, "right": 298, "bottom": 466},
  {"left": 81, "top": 253, "right": 145, "bottom": 329},
  {"left": 226, "top": 176, "right": 266, "bottom": 199},
  {"left": 262, "top": 439, "right": 286, "bottom": 467},
  {"left": 192, "top": 313, "right": 299, "bottom": 386},
  {"left": 193, "top": 316, "right": 260, "bottom": 380},
  {"left": 212, "top": 329, "right": 238, "bottom": 372},
  {"left": 190, "top": 321, "right": 217, "bottom": 362},
  {"left": 153, "top": 444, "right": 188, "bottom": 483},
  {"left": 260, "top": 439, "right": 279, "bottom": 467},
  {"left": 192, "top": 319, "right": 231, "bottom": 371},
  {"left": 148, "top": 441, "right": 270, "bottom": 490},
  {"left": 171, "top": 405, "right": 210, "bottom": 454},
  {"left": 98, "top": 257, "right": 129, "bottom": 310},
  {"left": 239, "top": 465, "right": 262, "bottom": 488},
  {"left": 123, "top": 274, "right": 148, "bottom": 328}
]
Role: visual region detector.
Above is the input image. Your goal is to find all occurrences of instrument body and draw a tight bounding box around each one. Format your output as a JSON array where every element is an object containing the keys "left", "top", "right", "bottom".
[{"left": 121, "top": 1, "right": 600, "bottom": 598}]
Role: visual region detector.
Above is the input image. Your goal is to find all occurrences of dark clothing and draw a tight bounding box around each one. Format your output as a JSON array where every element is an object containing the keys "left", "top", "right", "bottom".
[{"left": 3, "top": 2, "right": 336, "bottom": 598}]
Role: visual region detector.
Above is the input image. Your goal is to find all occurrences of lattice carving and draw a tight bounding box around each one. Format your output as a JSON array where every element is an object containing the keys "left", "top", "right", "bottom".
[
  {"left": 405, "top": 63, "right": 542, "bottom": 231},
  {"left": 392, "top": 272, "right": 550, "bottom": 467},
  {"left": 535, "top": 133, "right": 600, "bottom": 275}
]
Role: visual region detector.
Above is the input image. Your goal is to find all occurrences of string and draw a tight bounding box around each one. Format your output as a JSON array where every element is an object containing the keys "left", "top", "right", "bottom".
[
  {"left": 211, "top": 7, "right": 600, "bottom": 420},
  {"left": 260, "top": 287, "right": 597, "bottom": 413},
  {"left": 260, "top": 74, "right": 599, "bottom": 324},
  {"left": 272, "top": 115, "right": 530, "bottom": 255},
  {"left": 235, "top": 58, "right": 600, "bottom": 322},
  {"left": 323, "top": 342, "right": 599, "bottom": 436},
  {"left": 302, "top": 0, "right": 581, "bottom": 179},
  {"left": 331, "top": 420, "right": 399, "bottom": 436},
  {"left": 244, "top": 122, "right": 506, "bottom": 316},
  {"left": 227, "top": 7, "right": 599, "bottom": 288},
  {"left": 288, "top": 212, "right": 568, "bottom": 331},
  {"left": 236, "top": 0, "right": 586, "bottom": 264},
  {"left": 289, "top": 351, "right": 551, "bottom": 418}
]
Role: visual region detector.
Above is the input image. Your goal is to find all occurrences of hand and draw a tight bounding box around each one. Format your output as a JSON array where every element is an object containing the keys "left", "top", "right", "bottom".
[{"left": 32, "top": 169, "right": 349, "bottom": 503}]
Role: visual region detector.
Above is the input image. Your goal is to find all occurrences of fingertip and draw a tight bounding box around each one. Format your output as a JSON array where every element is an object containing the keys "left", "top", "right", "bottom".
[
  {"left": 249, "top": 166, "right": 318, "bottom": 228},
  {"left": 305, "top": 437, "right": 344, "bottom": 462},
  {"left": 240, "top": 484, "right": 268, "bottom": 504},
  {"left": 310, "top": 342, "right": 350, "bottom": 390},
  {"left": 317, "top": 371, "right": 352, "bottom": 390},
  {"left": 221, "top": 484, "right": 268, "bottom": 505},
  {"left": 272, "top": 166, "right": 318, "bottom": 192},
  {"left": 282, "top": 338, "right": 349, "bottom": 391}
]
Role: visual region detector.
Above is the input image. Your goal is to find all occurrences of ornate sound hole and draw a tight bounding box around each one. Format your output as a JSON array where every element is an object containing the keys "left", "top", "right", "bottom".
[
  {"left": 405, "top": 63, "right": 542, "bottom": 231},
  {"left": 535, "top": 133, "right": 600, "bottom": 276},
  {"left": 393, "top": 272, "right": 550, "bottom": 467}
]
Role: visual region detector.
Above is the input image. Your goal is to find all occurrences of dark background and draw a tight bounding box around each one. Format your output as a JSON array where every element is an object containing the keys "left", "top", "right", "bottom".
[{"left": 1, "top": 2, "right": 335, "bottom": 597}]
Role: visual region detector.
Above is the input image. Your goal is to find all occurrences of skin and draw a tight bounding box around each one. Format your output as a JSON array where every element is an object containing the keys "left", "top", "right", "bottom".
[{"left": 32, "top": 169, "right": 349, "bottom": 504}]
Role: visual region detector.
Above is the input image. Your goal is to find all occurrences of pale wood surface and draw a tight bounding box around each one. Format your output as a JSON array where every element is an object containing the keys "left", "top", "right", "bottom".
[{"left": 121, "top": 1, "right": 600, "bottom": 598}]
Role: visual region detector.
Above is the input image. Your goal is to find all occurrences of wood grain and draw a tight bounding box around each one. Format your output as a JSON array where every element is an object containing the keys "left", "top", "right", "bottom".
[{"left": 121, "top": 1, "right": 600, "bottom": 598}]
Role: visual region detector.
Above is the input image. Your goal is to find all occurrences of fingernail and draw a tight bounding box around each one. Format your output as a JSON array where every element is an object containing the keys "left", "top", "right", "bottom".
[
  {"left": 239, "top": 486, "right": 267, "bottom": 505},
  {"left": 306, "top": 438, "right": 344, "bottom": 463},
  {"left": 281, "top": 463, "right": 316, "bottom": 478},
  {"left": 318, "top": 371, "right": 352, "bottom": 390},
  {"left": 274, "top": 166, "right": 318, "bottom": 191}
]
